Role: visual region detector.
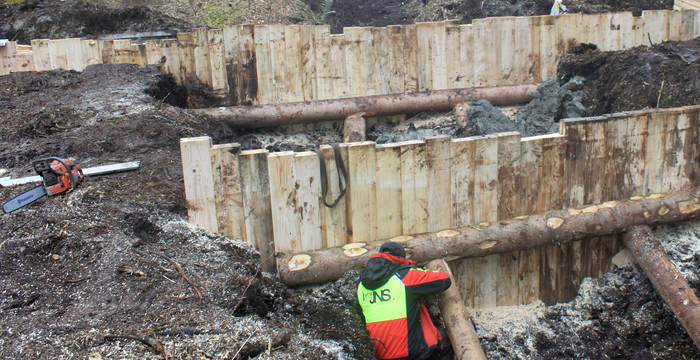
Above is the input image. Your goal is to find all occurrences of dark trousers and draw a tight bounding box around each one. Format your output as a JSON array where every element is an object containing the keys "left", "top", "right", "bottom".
[{"left": 427, "top": 328, "right": 454, "bottom": 360}]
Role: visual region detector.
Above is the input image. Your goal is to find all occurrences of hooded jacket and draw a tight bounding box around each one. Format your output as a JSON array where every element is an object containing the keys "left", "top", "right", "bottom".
[{"left": 357, "top": 253, "right": 451, "bottom": 360}]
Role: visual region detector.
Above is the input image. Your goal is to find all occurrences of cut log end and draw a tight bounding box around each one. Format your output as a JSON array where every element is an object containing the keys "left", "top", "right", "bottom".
[
  {"left": 546, "top": 217, "right": 564, "bottom": 229},
  {"left": 342, "top": 242, "right": 368, "bottom": 257},
  {"left": 288, "top": 254, "right": 311, "bottom": 272},
  {"left": 437, "top": 229, "right": 460, "bottom": 237}
]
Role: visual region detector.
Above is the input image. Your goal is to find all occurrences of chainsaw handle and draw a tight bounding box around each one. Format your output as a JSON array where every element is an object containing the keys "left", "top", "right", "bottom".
[{"left": 32, "top": 157, "right": 80, "bottom": 191}]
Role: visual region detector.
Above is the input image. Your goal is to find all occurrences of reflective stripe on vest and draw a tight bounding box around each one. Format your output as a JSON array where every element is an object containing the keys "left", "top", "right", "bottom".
[{"left": 357, "top": 275, "right": 407, "bottom": 323}]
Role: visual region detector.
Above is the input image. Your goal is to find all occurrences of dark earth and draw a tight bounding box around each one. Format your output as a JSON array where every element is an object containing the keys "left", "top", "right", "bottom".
[{"left": 0, "top": 0, "right": 699, "bottom": 359}]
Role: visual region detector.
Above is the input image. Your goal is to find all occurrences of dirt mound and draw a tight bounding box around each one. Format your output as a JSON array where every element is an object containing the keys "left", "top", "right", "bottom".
[
  {"left": 557, "top": 38, "right": 700, "bottom": 116},
  {"left": 475, "top": 221, "right": 700, "bottom": 360},
  {"left": 0, "top": 0, "right": 192, "bottom": 44}
]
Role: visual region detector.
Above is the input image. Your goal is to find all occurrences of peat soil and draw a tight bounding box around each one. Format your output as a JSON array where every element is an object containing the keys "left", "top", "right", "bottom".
[
  {"left": 327, "top": 0, "right": 674, "bottom": 33},
  {"left": 558, "top": 38, "right": 700, "bottom": 116}
]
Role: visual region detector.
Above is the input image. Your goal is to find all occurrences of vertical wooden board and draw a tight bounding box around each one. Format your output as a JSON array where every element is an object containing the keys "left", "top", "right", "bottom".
[
  {"left": 512, "top": 17, "right": 531, "bottom": 85},
  {"left": 319, "top": 144, "right": 349, "bottom": 247},
  {"left": 235, "top": 24, "right": 258, "bottom": 105},
  {"left": 591, "top": 13, "right": 608, "bottom": 51},
  {"left": 450, "top": 137, "right": 476, "bottom": 228},
  {"left": 626, "top": 114, "right": 649, "bottom": 196},
  {"left": 239, "top": 149, "right": 276, "bottom": 273},
  {"left": 661, "top": 111, "right": 683, "bottom": 191},
  {"left": 162, "top": 40, "right": 182, "bottom": 84},
  {"left": 254, "top": 25, "right": 274, "bottom": 104},
  {"left": 538, "top": 16, "right": 556, "bottom": 81},
  {"left": 293, "top": 152, "right": 323, "bottom": 251},
  {"left": 539, "top": 243, "right": 560, "bottom": 305},
  {"left": 313, "top": 26, "right": 331, "bottom": 100},
  {"left": 328, "top": 34, "right": 349, "bottom": 99},
  {"left": 542, "top": 134, "right": 566, "bottom": 210},
  {"left": 144, "top": 40, "right": 162, "bottom": 66},
  {"left": 471, "top": 20, "right": 489, "bottom": 87},
  {"left": 346, "top": 27, "right": 374, "bottom": 97},
  {"left": 268, "top": 24, "right": 287, "bottom": 103},
  {"left": 403, "top": 25, "right": 419, "bottom": 93},
  {"left": 375, "top": 144, "right": 403, "bottom": 239},
  {"left": 517, "top": 247, "right": 541, "bottom": 305},
  {"left": 0, "top": 43, "right": 8, "bottom": 75},
  {"left": 282, "top": 25, "right": 303, "bottom": 102},
  {"left": 680, "top": 109, "right": 699, "bottom": 185},
  {"left": 387, "top": 25, "right": 407, "bottom": 94},
  {"left": 445, "top": 25, "right": 460, "bottom": 89},
  {"left": 456, "top": 24, "right": 474, "bottom": 88},
  {"left": 642, "top": 10, "right": 667, "bottom": 45},
  {"left": 207, "top": 29, "right": 228, "bottom": 92},
  {"left": 603, "top": 13, "right": 620, "bottom": 52},
  {"left": 300, "top": 25, "right": 317, "bottom": 101},
  {"left": 31, "top": 39, "right": 52, "bottom": 71},
  {"left": 430, "top": 22, "right": 448, "bottom": 90},
  {"left": 669, "top": 10, "right": 682, "bottom": 41},
  {"left": 63, "top": 38, "right": 83, "bottom": 71},
  {"left": 603, "top": 116, "right": 630, "bottom": 200},
  {"left": 193, "top": 28, "right": 212, "bottom": 87},
  {"left": 632, "top": 14, "right": 646, "bottom": 47},
  {"left": 425, "top": 136, "right": 452, "bottom": 232},
  {"left": 584, "top": 121, "right": 607, "bottom": 205},
  {"left": 346, "top": 141, "right": 377, "bottom": 243},
  {"left": 499, "top": 17, "right": 516, "bottom": 85},
  {"left": 615, "top": 12, "right": 635, "bottom": 49},
  {"left": 681, "top": 9, "right": 696, "bottom": 41},
  {"left": 519, "top": 136, "right": 543, "bottom": 214},
  {"left": 177, "top": 33, "right": 195, "bottom": 83},
  {"left": 556, "top": 241, "right": 576, "bottom": 302},
  {"left": 562, "top": 121, "right": 587, "bottom": 207},
  {"left": 527, "top": 16, "right": 543, "bottom": 82},
  {"left": 400, "top": 140, "right": 428, "bottom": 234},
  {"left": 450, "top": 257, "right": 476, "bottom": 308},
  {"left": 416, "top": 22, "right": 433, "bottom": 91},
  {"left": 644, "top": 111, "right": 666, "bottom": 194},
  {"left": 474, "top": 254, "right": 499, "bottom": 308},
  {"left": 223, "top": 25, "right": 240, "bottom": 104},
  {"left": 113, "top": 40, "right": 135, "bottom": 64},
  {"left": 49, "top": 39, "right": 68, "bottom": 69},
  {"left": 210, "top": 143, "right": 246, "bottom": 241},
  {"left": 485, "top": 17, "right": 503, "bottom": 87},
  {"left": 496, "top": 132, "right": 521, "bottom": 219},
  {"left": 100, "top": 40, "right": 115, "bottom": 65},
  {"left": 371, "top": 27, "right": 391, "bottom": 95},
  {"left": 180, "top": 137, "right": 218, "bottom": 233},
  {"left": 267, "top": 151, "right": 301, "bottom": 253},
  {"left": 472, "top": 135, "right": 499, "bottom": 224},
  {"left": 495, "top": 133, "right": 521, "bottom": 307}
]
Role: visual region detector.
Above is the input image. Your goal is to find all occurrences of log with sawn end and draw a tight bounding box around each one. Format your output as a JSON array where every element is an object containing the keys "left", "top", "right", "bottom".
[
  {"left": 623, "top": 225, "right": 700, "bottom": 349},
  {"left": 278, "top": 187, "right": 700, "bottom": 286}
]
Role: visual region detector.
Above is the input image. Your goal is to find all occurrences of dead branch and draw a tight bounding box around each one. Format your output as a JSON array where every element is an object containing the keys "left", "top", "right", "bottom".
[{"left": 156, "top": 252, "right": 204, "bottom": 301}]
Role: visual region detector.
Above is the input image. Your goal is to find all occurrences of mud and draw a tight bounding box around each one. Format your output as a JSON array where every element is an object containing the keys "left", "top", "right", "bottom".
[
  {"left": 558, "top": 39, "right": 700, "bottom": 116},
  {"left": 515, "top": 78, "right": 587, "bottom": 136}
]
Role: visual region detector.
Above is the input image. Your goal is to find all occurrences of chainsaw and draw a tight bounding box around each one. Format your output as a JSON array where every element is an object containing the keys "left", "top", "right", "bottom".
[{"left": 2, "top": 157, "right": 84, "bottom": 213}]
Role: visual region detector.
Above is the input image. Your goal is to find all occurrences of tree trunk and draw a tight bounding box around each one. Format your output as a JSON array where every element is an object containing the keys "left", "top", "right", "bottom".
[
  {"left": 426, "top": 259, "right": 487, "bottom": 360},
  {"left": 279, "top": 187, "right": 700, "bottom": 286},
  {"left": 623, "top": 225, "right": 700, "bottom": 349},
  {"left": 192, "top": 84, "right": 538, "bottom": 128}
]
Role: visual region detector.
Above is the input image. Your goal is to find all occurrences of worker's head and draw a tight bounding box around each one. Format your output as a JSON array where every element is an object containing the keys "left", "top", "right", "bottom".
[{"left": 379, "top": 241, "right": 405, "bottom": 258}]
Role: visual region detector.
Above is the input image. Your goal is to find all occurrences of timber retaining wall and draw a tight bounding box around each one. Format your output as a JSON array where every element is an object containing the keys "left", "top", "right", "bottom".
[
  {"left": 1, "top": 10, "right": 700, "bottom": 106},
  {"left": 180, "top": 105, "right": 699, "bottom": 307}
]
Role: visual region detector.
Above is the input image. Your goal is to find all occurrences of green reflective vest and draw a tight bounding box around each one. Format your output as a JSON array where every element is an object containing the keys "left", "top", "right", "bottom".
[{"left": 357, "top": 274, "right": 407, "bottom": 323}]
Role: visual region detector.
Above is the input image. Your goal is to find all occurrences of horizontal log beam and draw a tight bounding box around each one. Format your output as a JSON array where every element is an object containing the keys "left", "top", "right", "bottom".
[
  {"left": 278, "top": 187, "right": 700, "bottom": 286},
  {"left": 623, "top": 225, "right": 700, "bottom": 349},
  {"left": 192, "top": 84, "right": 538, "bottom": 128}
]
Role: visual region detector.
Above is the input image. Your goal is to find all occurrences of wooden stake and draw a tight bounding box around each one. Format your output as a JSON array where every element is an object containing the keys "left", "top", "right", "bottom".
[{"left": 426, "top": 259, "right": 487, "bottom": 360}]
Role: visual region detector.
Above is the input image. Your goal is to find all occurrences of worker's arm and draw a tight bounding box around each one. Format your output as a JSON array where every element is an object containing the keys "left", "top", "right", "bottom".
[{"left": 400, "top": 267, "right": 451, "bottom": 295}]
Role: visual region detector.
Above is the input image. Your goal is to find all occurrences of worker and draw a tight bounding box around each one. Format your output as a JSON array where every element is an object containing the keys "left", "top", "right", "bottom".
[
  {"left": 550, "top": 0, "right": 567, "bottom": 15},
  {"left": 357, "top": 241, "right": 453, "bottom": 360}
]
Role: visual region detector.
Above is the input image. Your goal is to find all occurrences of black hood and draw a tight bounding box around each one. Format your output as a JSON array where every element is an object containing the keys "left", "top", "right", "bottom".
[{"left": 359, "top": 256, "right": 402, "bottom": 290}]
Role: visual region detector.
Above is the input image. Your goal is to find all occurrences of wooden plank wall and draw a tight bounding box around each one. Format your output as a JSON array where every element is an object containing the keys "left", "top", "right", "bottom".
[
  {"left": 180, "top": 105, "right": 699, "bottom": 307},
  {"left": 2, "top": 11, "right": 698, "bottom": 101}
]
